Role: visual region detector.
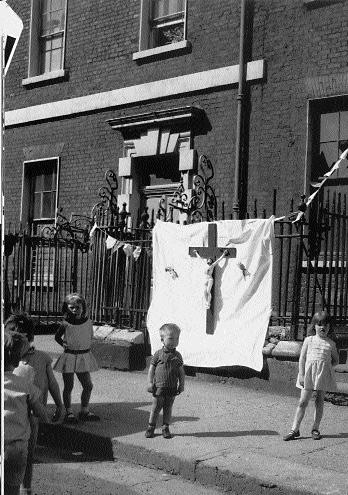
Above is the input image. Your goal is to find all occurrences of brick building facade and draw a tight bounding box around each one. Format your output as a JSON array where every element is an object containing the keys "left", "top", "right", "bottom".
[{"left": 4, "top": 0, "right": 348, "bottom": 231}]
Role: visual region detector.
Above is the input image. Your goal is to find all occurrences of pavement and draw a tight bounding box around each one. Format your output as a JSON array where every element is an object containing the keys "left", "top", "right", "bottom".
[{"left": 36, "top": 334, "right": 348, "bottom": 495}]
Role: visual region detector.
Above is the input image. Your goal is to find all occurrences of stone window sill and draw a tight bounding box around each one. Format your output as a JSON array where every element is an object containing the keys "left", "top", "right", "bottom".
[
  {"left": 133, "top": 40, "right": 191, "bottom": 61},
  {"left": 22, "top": 69, "right": 68, "bottom": 87}
]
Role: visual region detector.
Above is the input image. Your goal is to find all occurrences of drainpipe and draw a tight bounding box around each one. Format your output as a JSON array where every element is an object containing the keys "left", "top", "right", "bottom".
[{"left": 233, "top": 0, "right": 247, "bottom": 220}]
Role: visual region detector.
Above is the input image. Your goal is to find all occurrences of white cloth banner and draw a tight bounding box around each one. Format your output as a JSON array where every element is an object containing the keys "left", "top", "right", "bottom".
[{"left": 147, "top": 218, "right": 275, "bottom": 371}]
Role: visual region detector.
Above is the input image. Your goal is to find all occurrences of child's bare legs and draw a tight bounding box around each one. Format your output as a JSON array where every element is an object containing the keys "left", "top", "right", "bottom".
[
  {"left": 62, "top": 373, "right": 74, "bottom": 413},
  {"left": 149, "top": 395, "right": 164, "bottom": 426},
  {"left": 162, "top": 396, "right": 175, "bottom": 426},
  {"left": 312, "top": 390, "right": 325, "bottom": 431},
  {"left": 76, "top": 372, "right": 93, "bottom": 411},
  {"left": 21, "top": 416, "right": 39, "bottom": 493},
  {"left": 291, "top": 388, "right": 312, "bottom": 432}
]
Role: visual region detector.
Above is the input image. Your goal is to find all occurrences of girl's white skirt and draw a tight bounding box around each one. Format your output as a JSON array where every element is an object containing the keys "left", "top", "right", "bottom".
[{"left": 53, "top": 351, "right": 99, "bottom": 373}]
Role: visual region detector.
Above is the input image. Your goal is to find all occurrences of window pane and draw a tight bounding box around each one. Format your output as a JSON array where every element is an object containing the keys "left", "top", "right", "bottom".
[
  {"left": 52, "top": 0, "right": 63, "bottom": 11},
  {"left": 42, "top": 13, "right": 50, "bottom": 36},
  {"left": 50, "top": 47, "right": 62, "bottom": 71},
  {"left": 340, "top": 111, "right": 348, "bottom": 141},
  {"left": 51, "top": 10, "right": 63, "bottom": 33},
  {"left": 33, "top": 192, "right": 41, "bottom": 219},
  {"left": 42, "top": 0, "right": 51, "bottom": 14},
  {"left": 320, "top": 113, "right": 339, "bottom": 142},
  {"left": 43, "top": 172, "right": 53, "bottom": 190},
  {"left": 42, "top": 192, "right": 53, "bottom": 218},
  {"left": 33, "top": 174, "right": 43, "bottom": 192},
  {"left": 153, "top": 0, "right": 184, "bottom": 18},
  {"left": 52, "top": 34, "right": 63, "bottom": 49},
  {"left": 320, "top": 142, "right": 339, "bottom": 171}
]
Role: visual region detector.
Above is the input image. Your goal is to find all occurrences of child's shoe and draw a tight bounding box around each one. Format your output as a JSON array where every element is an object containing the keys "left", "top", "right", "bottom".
[
  {"left": 162, "top": 425, "right": 172, "bottom": 439},
  {"left": 78, "top": 411, "right": 100, "bottom": 421},
  {"left": 63, "top": 412, "right": 78, "bottom": 424},
  {"left": 283, "top": 429, "right": 300, "bottom": 441},
  {"left": 311, "top": 429, "right": 322, "bottom": 440},
  {"left": 145, "top": 424, "right": 155, "bottom": 438}
]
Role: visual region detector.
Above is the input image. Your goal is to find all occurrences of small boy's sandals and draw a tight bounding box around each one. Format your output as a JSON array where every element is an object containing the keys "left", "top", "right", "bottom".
[
  {"left": 51, "top": 409, "right": 62, "bottom": 423},
  {"left": 311, "top": 429, "right": 322, "bottom": 440},
  {"left": 283, "top": 430, "right": 300, "bottom": 441},
  {"left": 78, "top": 411, "right": 100, "bottom": 421},
  {"left": 63, "top": 412, "right": 78, "bottom": 424}
]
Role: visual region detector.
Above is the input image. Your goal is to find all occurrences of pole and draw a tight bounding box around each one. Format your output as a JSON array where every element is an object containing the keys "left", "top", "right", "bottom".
[{"left": 233, "top": 0, "right": 247, "bottom": 220}]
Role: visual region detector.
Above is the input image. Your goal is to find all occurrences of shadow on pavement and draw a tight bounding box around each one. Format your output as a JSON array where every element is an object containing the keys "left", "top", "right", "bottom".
[{"left": 176, "top": 429, "right": 279, "bottom": 438}]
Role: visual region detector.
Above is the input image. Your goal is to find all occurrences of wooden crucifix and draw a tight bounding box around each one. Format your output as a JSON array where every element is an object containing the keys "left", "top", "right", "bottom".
[{"left": 189, "top": 223, "right": 236, "bottom": 335}]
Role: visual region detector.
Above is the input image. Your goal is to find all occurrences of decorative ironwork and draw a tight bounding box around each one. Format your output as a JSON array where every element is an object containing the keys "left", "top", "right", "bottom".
[
  {"left": 41, "top": 208, "right": 91, "bottom": 251},
  {"left": 91, "top": 169, "right": 119, "bottom": 220},
  {"left": 169, "top": 154, "right": 217, "bottom": 222}
]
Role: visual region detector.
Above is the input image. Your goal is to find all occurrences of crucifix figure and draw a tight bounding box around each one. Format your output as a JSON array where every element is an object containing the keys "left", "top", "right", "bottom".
[{"left": 189, "top": 223, "right": 236, "bottom": 335}]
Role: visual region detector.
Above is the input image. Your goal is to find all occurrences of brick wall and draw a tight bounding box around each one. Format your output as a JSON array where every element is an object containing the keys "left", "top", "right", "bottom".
[{"left": 4, "top": 0, "right": 348, "bottom": 225}]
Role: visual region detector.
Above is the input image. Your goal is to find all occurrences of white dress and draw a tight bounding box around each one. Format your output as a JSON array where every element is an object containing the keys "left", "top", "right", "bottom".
[
  {"left": 296, "top": 335, "right": 337, "bottom": 392},
  {"left": 53, "top": 319, "right": 99, "bottom": 373}
]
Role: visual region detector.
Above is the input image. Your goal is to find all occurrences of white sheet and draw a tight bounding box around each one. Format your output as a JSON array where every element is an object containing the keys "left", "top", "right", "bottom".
[{"left": 147, "top": 218, "right": 274, "bottom": 371}]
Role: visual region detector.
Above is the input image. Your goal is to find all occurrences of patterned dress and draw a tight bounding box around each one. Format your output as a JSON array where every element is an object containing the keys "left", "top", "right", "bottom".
[
  {"left": 296, "top": 335, "right": 337, "bottom": 392},
  {"left": 53, "top": 318, "right": 99, "bottom": 373}
]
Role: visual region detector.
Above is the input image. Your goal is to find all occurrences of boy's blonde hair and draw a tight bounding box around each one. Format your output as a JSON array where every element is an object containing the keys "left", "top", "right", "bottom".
[{"left": 159, "top": 323, "right": 181, "bottom": 339}]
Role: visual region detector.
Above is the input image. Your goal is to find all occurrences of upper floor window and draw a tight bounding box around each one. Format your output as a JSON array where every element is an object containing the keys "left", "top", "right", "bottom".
[
  {"left": 151, "top": 0, "right": 185, "bottom": 48},
  {"left": 24, "top": 0, "right": 67, "bottom": 84},
  {"left": 133, "top": 0, "right": 190, "bottom": 60},
  {"left": 40, "top": 0, "right": 66, "bottom": 73}
]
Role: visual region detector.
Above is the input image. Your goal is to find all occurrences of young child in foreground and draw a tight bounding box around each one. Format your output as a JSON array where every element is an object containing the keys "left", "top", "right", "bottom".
[
  {"left": 283, "top": 310, "right": 339, "bottom": 441},
  {"left": 5, "top": 313, "right": 63, "bottom": 495},
  {"left": 4, "top": 331, "right": 48, "bottom": 495},
  {"left": 53, "top": 292, "right": 100, "bottom": 424},
  {"left": 145, "top": 323, "right": 185, "bottom": 439}
]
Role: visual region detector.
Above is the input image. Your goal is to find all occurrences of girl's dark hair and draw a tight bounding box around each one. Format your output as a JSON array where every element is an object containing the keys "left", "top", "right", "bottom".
[
  {"left": 62, "top": 292, "right": 87, "bottom": 318},
  {"left": 4, "top": 313, "right": 35, "bottom": 343},
  {"left": 4, "top": 331, "right": 28, "bottom": 368},
  {"left": 306, "top": 310, "right": 333, "bottom": 337}
]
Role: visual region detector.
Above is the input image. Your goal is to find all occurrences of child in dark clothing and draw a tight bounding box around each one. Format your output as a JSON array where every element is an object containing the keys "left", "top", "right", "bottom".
[
  {"left": 145, "top": 323, "right": 185, "bottom": 439},
  {"left": 4, "top": 331, "right": 48, "bottom": 495}
]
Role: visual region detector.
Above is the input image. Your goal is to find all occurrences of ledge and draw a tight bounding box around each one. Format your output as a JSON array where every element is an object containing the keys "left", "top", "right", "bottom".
[
  {"left": 133, "top": 40, "right": 191, "bottom": 61},
  {"left": 22, "top": 69, "right": 68, "bottom": 87}
]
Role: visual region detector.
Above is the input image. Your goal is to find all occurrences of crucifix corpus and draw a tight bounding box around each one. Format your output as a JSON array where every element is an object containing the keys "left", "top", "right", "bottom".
[{"left": 189, "top": 223, "right": 236, "bottom": 335}]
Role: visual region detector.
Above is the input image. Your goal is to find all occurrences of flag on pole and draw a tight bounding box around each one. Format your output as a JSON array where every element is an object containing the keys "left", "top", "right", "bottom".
[{"left": 0, "top": 2, "right": 23, "bottom": 75}]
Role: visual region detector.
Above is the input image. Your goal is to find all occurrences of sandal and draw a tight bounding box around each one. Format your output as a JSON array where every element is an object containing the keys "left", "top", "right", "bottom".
[
  {"left": 78, "top": 411, "right": 100, "bottom": 422},
  {"left": 51, "top": 408, "right": 62, "bottom": 423},
  {"left": 283, "top": 430, "right": 300, "bottom": 441},
  {"left": 63, "top": 412, "right": 78, "bottom": 424},
  {"left": 311, "top": 429, "right": 322, "bottom": 440}
]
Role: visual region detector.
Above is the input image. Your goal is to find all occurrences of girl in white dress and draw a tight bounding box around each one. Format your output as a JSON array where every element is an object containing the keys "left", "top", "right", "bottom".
[
  {"left": 283, "top": 311, "right": 339, "bottom": 441},
  {"left": 53, "top": 293, "right": 100, "bottom": 424}
]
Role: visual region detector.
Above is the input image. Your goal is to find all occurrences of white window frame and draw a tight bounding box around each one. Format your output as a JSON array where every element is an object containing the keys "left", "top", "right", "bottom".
[
  {"left": 133, "top": 0, "right": 190, "bottom": 61},
  {"left": 23, "top": 0, "right": 68, "bottom": 86},
  {"left": 20, "top": 157, "right": 60, "bottom": 228}
]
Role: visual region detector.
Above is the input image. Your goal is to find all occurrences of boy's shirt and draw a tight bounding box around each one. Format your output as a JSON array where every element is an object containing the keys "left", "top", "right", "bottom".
[
  {"left": 4, "top": 371, "right": 41, "bottom": 443},
  {"left": 14, "top": 347, "right": 52, "bottom": 406}
]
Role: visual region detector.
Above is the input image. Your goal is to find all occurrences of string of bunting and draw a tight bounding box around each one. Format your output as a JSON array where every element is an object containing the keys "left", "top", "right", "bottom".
[
  {"left": 89, "top": 223, "right": 151, "bottom": 259},
  {"left": 292, "top": 148, "right": 348, "bottom": 223}
]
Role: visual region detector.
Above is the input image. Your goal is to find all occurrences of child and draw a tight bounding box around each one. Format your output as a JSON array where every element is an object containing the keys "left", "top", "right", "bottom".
[
  {"left": 5, "top": 313, "right": 63, "bottom": 495},
  {"left": 145, "top": 323, "right": 185, "bottom": 439},
  {"left": 283, "top": 311, "right": 339, "bottom": 441},
  {"left": 53, "top": 292, "right": 100, "bottom": 424},
  {"left": 4, "top": 331, "right": 48, "bottom": 495}
]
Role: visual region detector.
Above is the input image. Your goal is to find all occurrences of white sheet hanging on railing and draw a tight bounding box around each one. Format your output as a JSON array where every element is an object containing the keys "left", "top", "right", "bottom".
[{"left": 147, "top": 218, "right": 274, "bottom": 371}]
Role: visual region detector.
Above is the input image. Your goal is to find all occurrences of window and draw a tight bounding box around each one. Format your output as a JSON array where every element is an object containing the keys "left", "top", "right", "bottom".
[
  {"left": 312, "top": 99, "right": 348, "bottom": 182},
  {"left": 22, "top": 158, "right": 59, "bottom": 235},
  {"left": 40, "top": 0, "right": 66, "bottom": 74},
  {"left": 151, "top": 0, "right": 185, "bottom": 48},
  {"left": 134, "top": 0, "right": 190, "bottom": 60},
  {"left": 24, "top": 0, "right": 67, "bottom": 84}
]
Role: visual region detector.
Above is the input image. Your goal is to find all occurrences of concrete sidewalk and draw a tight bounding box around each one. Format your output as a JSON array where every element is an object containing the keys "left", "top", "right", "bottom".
[{"left": 36, "top": 335, "right": 348, "bottom": 495}]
